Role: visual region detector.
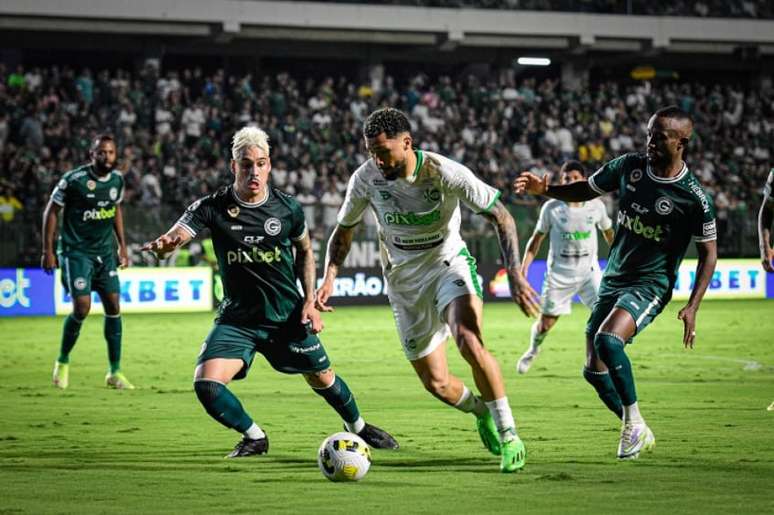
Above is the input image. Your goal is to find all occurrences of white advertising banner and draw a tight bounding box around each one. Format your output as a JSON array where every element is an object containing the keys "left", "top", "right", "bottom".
[
  {"left": 671, "top": 259, "right": 766, "bottom": 300},
  {"left": 55, "top": 267, "right": 213, "bottom": 314}
]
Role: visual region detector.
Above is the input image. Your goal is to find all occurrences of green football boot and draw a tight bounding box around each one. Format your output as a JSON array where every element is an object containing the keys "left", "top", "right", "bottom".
[
  {"left": 500, "top": 436, "right": 526, "bottom": 473},
  {"left": 52, "top": 361, "right": 69, "bottom": 389},
  {"left": 105, "top": 371, "right": 135, "bottom": 390},
  {"left": 476, "top": 411, "right": 501, "bottom": 456}
]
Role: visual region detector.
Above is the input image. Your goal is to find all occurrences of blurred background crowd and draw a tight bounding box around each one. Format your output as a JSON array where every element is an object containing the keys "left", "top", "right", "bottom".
[{"left": 0, "top": 61, "right": 771, "bottom": 265}]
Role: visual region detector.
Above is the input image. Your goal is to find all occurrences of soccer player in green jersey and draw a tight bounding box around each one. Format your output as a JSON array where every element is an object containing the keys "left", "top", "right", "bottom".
[
  {"left": 42, "top": 134, "right": 133, "bottom": 390},
  {"left": 142, "top": 127, "right": 398, "bottom": 457},
  {"left": 757, "top": 168, "right": 774, "bottom": 272},
  {"left": 515, "top": 106, "right": 718, "bottom": 460}
]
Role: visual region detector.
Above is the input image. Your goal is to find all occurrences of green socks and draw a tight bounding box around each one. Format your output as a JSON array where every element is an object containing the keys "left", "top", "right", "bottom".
[
  {"left": 104, "top": 314, "right": 122, "bottom": 374},
  {"left": 194, "top": 380, "right": 254, "bottom": 433},
  {"left": 594, "top": 332, "right": 637, "bottom": 406},
  {"left": 312, "top": 375, "right": 361, "bottom": 424},
  {"left": 57, "top": 314, "right": 83, "bottom": 364},
  {"left": 583, "top": 367, "right": 624, "bottom": 419}
]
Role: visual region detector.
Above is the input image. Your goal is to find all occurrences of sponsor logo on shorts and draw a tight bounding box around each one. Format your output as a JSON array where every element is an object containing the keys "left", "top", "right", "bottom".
[
  {"left": 379, "top": 191, "right": 392, "bottom": 200},
  {"left": 453, "top": 279, "right": 466, "bottom": 287},
  {"left": 73, "top": 277, "right": 87, "bottom": 290},
  {"left": 289, "top": 343, "right": 321, "bottom": 354},
  {"left": 264, "top": 217, "right": 281, "bottom": 236},
  {"left": 404, "top": 338, "right": 417, "bottom": 351},
  {"left": 82, "top": 206, "right": 117, "bottom": 221},
  {"left": 655, "top": 197, "right": 674, "bottom": 216},
  {"left": 384, "top": 209, "right": 441, "bottom": 226}
]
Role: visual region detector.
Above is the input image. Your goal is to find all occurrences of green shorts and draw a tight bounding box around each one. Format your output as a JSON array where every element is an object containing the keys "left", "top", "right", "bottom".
[
  {"left": 586, "top": 279, "right": 669, "bottom": 340},
  {"left": 197, "top": 319, "right": 331, "bottom": 380},
  {"left": 59, "top": 252, "right": 120, "bottom": 297}
]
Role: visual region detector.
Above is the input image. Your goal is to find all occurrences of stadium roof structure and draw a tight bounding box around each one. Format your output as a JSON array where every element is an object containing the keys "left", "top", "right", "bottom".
[{"left": 2, "top": 0, "right": 774, "bottom": 68}]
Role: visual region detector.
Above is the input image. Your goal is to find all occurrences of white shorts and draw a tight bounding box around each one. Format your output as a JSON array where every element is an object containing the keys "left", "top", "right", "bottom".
[
  {"left": 387, "top": 251, "right": 481, "bottom": 361},
  {"left": 540, "top": 265, "right": 601, "bottom": 317}
]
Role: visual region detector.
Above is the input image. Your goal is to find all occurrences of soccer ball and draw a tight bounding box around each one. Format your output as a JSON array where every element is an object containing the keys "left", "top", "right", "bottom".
[{"left": 317, "top": 431, "right": 372, "bottom": 482}]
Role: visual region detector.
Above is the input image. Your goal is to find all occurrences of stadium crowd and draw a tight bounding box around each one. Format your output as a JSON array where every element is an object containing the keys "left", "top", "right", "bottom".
[
  {"left": 0, "top": 62, "right": 772, "bottom": 264},
  {"left": 292, "top": 0, "right": 774, "bottom": 19}
]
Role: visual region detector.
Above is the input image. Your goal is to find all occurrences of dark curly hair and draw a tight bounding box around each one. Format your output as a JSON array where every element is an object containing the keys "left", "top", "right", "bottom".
[{"left": 363, "top": 108, "right": 411, "bottom": 139}]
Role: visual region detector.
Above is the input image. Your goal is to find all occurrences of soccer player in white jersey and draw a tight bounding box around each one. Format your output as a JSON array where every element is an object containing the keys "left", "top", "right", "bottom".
[
  {"left": 758, "top": 168, "right": 774, "bottom": 272},
  {"left": 316, "top": 108, "right": 540, "bottom": 473},
  {"left": 516, "top": 161, "right": 615, "bottom": 376}
]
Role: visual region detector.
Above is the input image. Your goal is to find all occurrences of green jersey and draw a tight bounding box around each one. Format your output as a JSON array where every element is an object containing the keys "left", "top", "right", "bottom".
[
  {"left": 50, "top": 164, "right": 124, "bottom": 256},
  {"left": 176, "top": 186, "right": 307, "bottom": 326},
  {"left": 588, "top": 152, "right": 717, "bottom": 293}
]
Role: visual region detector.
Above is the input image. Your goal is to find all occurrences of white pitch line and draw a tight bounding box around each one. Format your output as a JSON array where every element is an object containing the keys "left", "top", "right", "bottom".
[{"left": 663, "top": 353, "right": 773, "bottom": 372}]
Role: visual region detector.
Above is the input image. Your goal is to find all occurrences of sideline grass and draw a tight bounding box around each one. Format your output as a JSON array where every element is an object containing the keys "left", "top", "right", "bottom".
[{"left": 0, "top": 300, "right": 772, "bottom": 514}]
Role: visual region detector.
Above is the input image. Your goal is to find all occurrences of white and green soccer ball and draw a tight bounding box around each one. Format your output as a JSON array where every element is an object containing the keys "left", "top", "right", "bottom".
[{"left": 317, "top": 432, "right": 372, "bottom": 482}]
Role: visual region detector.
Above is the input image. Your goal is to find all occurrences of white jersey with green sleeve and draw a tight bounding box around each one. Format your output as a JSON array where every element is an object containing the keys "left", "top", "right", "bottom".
[
  {"left": 337, "top": 150, "right": 500, "bottom": 286},
  {"left": 536, "top": 198, "right": 612, "bottom": 276}
]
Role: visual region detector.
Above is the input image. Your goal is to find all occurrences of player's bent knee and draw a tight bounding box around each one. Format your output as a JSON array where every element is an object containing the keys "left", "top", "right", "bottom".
[
  {"left": 593, "top": 332, "right": 625, "bottom": 363},
  {"left": 193, "top": 379, "right": 224, "bottom": 406},
  {"left": 304, "top": 368, "right": 335, "bottom": 389}
]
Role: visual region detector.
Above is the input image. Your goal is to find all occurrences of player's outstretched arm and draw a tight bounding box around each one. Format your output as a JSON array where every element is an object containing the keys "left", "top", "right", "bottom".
[
  {"left": 316, "top": 224, "right": 356, "bottom": 312},
  {"left": 113, "top": 205, "right": 130, "bottom": 269},
  {"left": 677, "top": 239, "right": 718, "bottom": 349},
  {"left": 41, "top": 200, "right": 61, "bottom": 274},
  {"left": 293, "top": 231, "right": 323, "bottom": 334},
  {"left": 758, "top": 199, "right": 774, "bottom": 273},
  {"left": 480, "top": 200, "right": 540, "bottom": 317},
  {"left": 513, "top": 172, "right": 599, "bottom": 202},
  {"left": 141, "top": 224, "right": 192, "bottom": 260},
  {"left": 521, "top": 230, "right": 546, "bottom": 277}
]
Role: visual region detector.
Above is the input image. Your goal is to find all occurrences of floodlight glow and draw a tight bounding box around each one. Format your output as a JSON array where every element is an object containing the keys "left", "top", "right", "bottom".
[{"left": 517, "top": 57, "right": 551, "bottom": 66}]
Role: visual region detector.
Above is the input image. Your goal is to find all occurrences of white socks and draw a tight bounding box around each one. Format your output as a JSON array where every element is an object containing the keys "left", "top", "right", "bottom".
[
  {"left": 623, "top": 402, "right": 644, "bottom": 424},
  {"left": 453, "top": 385, "right": 488, "bottom": 417},
  {"left": 530, "top": 321, "right": 547, "bottom": 351},
  {"left": 244, "top": 423, "right": 266, "bottom": 440},
  {"left": 344, "top": 416, "right": 366, "bottom": 434},
  {"left": 485, "top": 397, "right": 517, "bottom": 442}
]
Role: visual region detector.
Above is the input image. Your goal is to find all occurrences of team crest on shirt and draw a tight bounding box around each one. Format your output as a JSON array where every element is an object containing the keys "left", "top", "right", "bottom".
[
  {"left": 264, "top": 217, "right": 281, "bottom": 236},
  {"left": 630, "top": 169, "right": 643, "bottom": 182},
  {"left": 227, "top": 205, "right": 240, "bottom": 217},
  {"left": 423, "top": 188, "right": 441, "bottom": 203},
  {"left": 109, "top": 187, "right": 118, "bottom": 201},
  {"left": 86, "top": 180, "right": 96, "bottom": 191},
  {"left": 655, "top": 196, "right": 674, "bottom": 215}
]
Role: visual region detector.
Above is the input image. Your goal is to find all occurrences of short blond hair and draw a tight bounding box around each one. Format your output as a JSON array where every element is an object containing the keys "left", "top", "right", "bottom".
[{"left": 231, "top": 126, "right": 270, "bottom": 160}]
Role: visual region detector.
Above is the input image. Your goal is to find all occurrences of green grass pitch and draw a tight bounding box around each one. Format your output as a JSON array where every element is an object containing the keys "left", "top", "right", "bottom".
[{"left": 1, "top": 300, "right": 772, "bottom": 514}]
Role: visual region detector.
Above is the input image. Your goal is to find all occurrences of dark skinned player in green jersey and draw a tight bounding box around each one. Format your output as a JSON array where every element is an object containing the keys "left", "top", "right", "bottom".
[{"left": 515, "top": 106, "right": 718, "bottom": 460}]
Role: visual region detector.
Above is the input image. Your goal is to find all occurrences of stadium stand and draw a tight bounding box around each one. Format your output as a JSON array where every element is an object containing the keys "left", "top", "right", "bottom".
[{"left": 0, "top": 61, "right": 770, "bottom": 266}]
